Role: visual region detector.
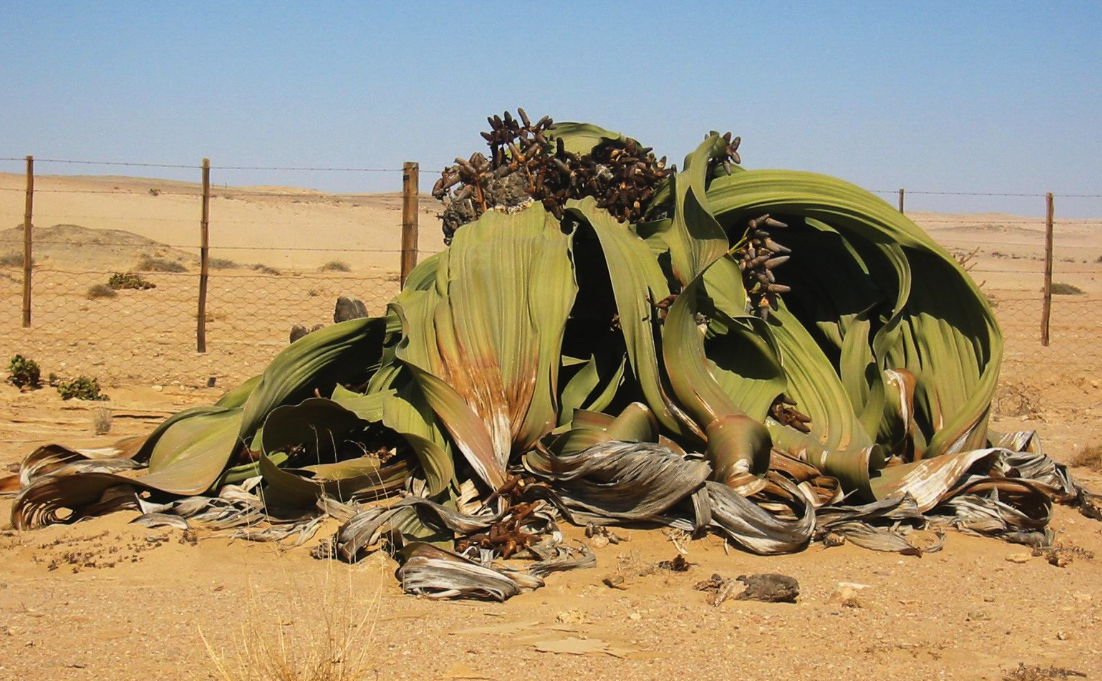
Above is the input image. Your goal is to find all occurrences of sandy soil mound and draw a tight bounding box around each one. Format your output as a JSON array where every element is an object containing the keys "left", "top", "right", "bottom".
[{"left": 0, "top": 223, "right": 195, "bottom": 270}]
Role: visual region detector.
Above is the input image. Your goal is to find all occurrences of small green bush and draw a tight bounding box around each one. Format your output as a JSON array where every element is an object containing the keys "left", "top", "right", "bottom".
[
  {"left": 209, "top": 258, "right": 239, "bottom": 270},
  {"left": 319, "top": 260, "right": 351, "bottom": 273},
  {"left": 87, "top": 283, "right": 118, "bottom": 299},
  {"left": 57, "top": 376, "right": 108, "bottom": 401},
  {"left": 1050, "top": 282, "right": 1084, "bottom": 296},
  {"left": 108, "top": 272, "right": 156, "bottom": 290},
  {"left": 137, "top": 256, "right": 187, "bottom": 273},
  {"left": 8, "top": 354, "right": 41, "bottom": 388}
]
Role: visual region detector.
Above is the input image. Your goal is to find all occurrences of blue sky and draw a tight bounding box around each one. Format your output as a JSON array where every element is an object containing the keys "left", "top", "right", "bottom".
[{"left": 1, "top": 1, "right": 1099, "bottom": 215}]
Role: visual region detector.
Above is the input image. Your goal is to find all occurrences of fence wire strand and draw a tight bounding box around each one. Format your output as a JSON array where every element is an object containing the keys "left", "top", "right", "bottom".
[{"left": 2, "top": 163, "right": 1100, "bottom": 388}]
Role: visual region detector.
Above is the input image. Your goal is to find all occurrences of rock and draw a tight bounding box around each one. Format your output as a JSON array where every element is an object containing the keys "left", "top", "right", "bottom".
[
  {"left": 289, "top": 323, "right": 325, "bottom": 343},
  {"left": 628, "top": 612, "right": 642, "bottom": 621},
  {"left": 1047, "top": 553, "right": 1071, "bottom": 568},
  {"left": 556, "top": 610, "right": 585, "bottom": 625},
  {"left": 823, "top": 532, "right": 846, "bottom": 547},
  {"left": 334, "top": 296, "right": 369, "bottom": 323},
  {"left": 734, "top": 573, "right": 800, "bottom": 603},
  {"left": 289, "top": 324, "right": 309, "bottom": 343},
  {"left": 602, "top": 575, "right": 626, "bottom": 590},
  {"left": 1005, "top": 552, "right": 1032, "bottom": 564},
  {"left": 1073, "top": 592, "right": 1092, "bottom": 603},
  {"left": 1056, "top": 630, "right": 1070, "bottom": 641},
  {"left": 151, "top": 385, "right": 163, "bottom": 392},
  {"left": 983, "top": 595, "right": 996, "bottom": 603},
  {"left": 967, "top": 610, "right": 990, "bottom": 622},
  {"left": 828, "top": 584, "right": 866, "bottom": 608}
]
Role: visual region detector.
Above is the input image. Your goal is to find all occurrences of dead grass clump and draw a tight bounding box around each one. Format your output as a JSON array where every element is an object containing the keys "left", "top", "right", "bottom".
[
  {"left": 252, "top": 263, "right": 281, "bottom": 276},
  {"left": 319, "top": 260, "right": 352, "bottom": 273},
  {"left": 953, "top": 246, "right": 980, "bottom": 273},
  {"left": 0, "top": 252, "right": 24, "bottom": 267},
  {"left": 86, "top": 284, "right": 118, "bottom": 300},
  {"left": 202, "top": 568, "right": 384, "bottom": 681},
  {"left": 1049, "top": 282, "right": 1083, "bottom": 295},
  {"left": 137, "top": 256, "right": 188, "bottom": 273},
  {"left": 1003, "top": 663, "right": 1086, "bottom": 680},
  {"left": 994, "top": 383, "right": 1039, "bottom": 418},
  {"left": 209, "top": 258, "right": 239, "bottom": 270},
  {"left": 1070, "top": 444, "right": 1102, "bottom": 473},
  {"left": 93, "top": 408, "right": 112, "bottom": 435}
]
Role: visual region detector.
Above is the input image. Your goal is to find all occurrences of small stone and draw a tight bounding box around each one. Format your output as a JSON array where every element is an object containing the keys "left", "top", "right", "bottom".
[
  {"left": 983, "top": 595, "right": 996, "bottom": 603},
  {"left": 628, "top": 612, "right": 642, "bottom": 621},
  {"left": 1056, "top": 630, "right": 1069, "bottom": 641},
  {"left": 1005, "top": 552, "right": 1032, "bottom": 564},
  {"left": 602, "top": 575, "right": 626, "bottom": 590},
  {"left": 735, "top": 574, "right": 800, "bottom": 603},
  {"left": 334, "top": 296, "right": 369, "bottom": 323},
  {"left": 151, "top": 385, "right": 163, "bottom": 392},
  {"left": 589, "top": 535, "right": 609, "bottom": 549},
  {"left": 556, "top": 610, "right": 584, "bottom": 625},
  {"left": 967, "top": 611, "right": 990, "bottom": 622},
  {"left": 1073, "top": 592, "right": 1092, "bottom": 603},
  {"left": 828, "top": 585, "right": 866, "bottom": 608}
]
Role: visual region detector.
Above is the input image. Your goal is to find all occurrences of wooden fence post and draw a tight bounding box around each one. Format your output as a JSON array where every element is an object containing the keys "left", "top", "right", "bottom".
[
  {"left": 1040, "top": 192, "right": 1054, "bottom": 347},
  {"left": 197, "top": 158, "right": 211, "bottom": 353},
  {"left": 898, "top": 188, "right": 905, "bottom": 213},
  {"left": 22, "top": 156, "right": 33, "bottom": 328},
  {"left": 400, "top": 162, "right": 419, "bottom": 288}
]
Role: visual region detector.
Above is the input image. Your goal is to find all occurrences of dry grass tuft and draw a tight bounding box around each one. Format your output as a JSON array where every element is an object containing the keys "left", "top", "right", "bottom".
[
  {"left": 994, "top": 383, "right": 1039, "bottom": 418},
  {"left": 252, "top": 263, "right": 281, "bottom": 276},
  {"left": 137, "top": 255, "right": 188, "bottom": 273},
  {"left": 93, "top": 408, "right": 112, "bottom": 435},
  {"left": 1003, "top": 663, "right": 1086, "bottom": 680},
  {"left": 1070, "top": 444, "right": 1102, "bottom": 473},
  {"left": 210, "top": 258, "right": 240, "bottom": 270},
  {"left": 201, "top": 564, "right": 385, "bottom": 681},
  {"left": 87, "top": 284, "right": 118, "bottom": 300},
  {"left": 319, "top": 260, "right": 352, "bottom": 273},
  {"left": 0, "top": 252, "right": 24, "bottom": 267},
  {"left": 1049, "top": 282, "right": 1084, "bottom": 295}
]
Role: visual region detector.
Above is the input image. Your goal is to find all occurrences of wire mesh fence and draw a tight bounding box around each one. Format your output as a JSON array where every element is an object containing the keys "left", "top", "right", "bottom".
[{"left": 1, "top": 155, "right": 1100, "bottom": 391}]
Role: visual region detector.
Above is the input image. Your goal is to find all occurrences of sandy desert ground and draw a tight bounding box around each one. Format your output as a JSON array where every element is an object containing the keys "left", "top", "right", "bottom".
[{"left": 0, "top": 172, "right": 1100, "bottom": 680}]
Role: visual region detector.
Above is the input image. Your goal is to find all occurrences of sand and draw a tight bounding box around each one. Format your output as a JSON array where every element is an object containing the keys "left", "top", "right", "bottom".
[{"left": 1, "top": 173, "right": 1100, "bottom": 680}]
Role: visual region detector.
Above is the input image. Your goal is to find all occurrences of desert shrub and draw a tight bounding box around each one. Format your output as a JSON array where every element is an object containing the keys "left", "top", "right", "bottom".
[
  {"left": 319, "top": 260, "right": 352, "bottom": 273},
  {"left": 8, "top": 354, "right": 41, "bottom": 388},
  {"left": 1050, "top": 282, "right": 1084, "bottom": 295},
  {"left": 0, "top": 253, "right": 24, "bottom": 267},
  {"left": 108, "top": 272, "right": 156, "bottom": 290},
  {"left": 86, "top": 284, "right": 118, "bottom": 299},
  {"left": 252, "top": 263, "right": 281, "bottom": 276},
  {"left": 137, "top": 256, "right": 187, "bottom": 273},
  {"left": 209, "top": 258, "right": 238, "bottom": 270},
  {"left": 1071, "top": 444, "right": 1102, "bottom": 473},
  {"left": 57, "top": 376, "right": 108, "bottom": 401},
  {"left": 149, "top": 187, "right": 161, "bottom": 197},
  {"left": 1096, "top": 255, "right": 1102, "bottom": 263}
]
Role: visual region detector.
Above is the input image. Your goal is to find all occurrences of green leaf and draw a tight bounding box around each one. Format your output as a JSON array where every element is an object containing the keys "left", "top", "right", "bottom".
[
  {"left": 240, "top": 317, "right": 390, "bottom": 439},
  {"left": 395, "top": 204, "right": 577, "bottom": 489}
]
